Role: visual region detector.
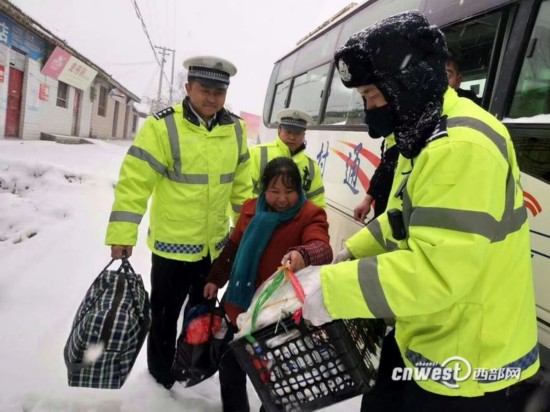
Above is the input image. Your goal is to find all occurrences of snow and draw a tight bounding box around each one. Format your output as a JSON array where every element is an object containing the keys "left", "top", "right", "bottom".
[
  {"left": 503, "top": 114, "right": 550, "bottom": 123},
  {"left": 0, "top": 139, "right": 360, "bottom": 411}
]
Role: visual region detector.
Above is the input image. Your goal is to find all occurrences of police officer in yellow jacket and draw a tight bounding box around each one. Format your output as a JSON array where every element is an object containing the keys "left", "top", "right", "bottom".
[
  {"left": 303, "top": 11, "right": 539, "bottom": 411},
  {"left": 105, "top": 55, "right": 252, "bottom": 389},
  {"left": 250, "top": 108, "right": 326, "bottom": 208}
]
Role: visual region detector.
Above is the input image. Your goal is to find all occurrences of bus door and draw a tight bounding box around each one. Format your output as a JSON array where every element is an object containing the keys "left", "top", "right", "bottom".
[{"left": 503, "top": 0, "right": 550, "bottom": 365}]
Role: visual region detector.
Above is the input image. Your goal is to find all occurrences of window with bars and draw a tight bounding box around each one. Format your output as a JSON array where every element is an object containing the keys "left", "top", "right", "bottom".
[{"left": 56, "top": 81, "right": 69, "bottom": 108}]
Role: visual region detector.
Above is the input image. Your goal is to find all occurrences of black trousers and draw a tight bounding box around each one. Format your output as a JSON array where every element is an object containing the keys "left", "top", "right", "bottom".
[
  {"left": 361, "top": 328, "right": 405, "bottom": 411},
  {"left": 147, "top": 253, "right": 211, "bottom": 387},
  {"left": 361, "top": 329, "right": 545, "bottom": 412},
  {"left": 218, "top": 330, "right": 250, "bottom": 412}
]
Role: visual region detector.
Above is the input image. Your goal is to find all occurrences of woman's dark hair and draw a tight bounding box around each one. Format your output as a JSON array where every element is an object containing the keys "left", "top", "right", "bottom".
[{"left": 261, "top": 157, "right": 302, "bottom": 193}]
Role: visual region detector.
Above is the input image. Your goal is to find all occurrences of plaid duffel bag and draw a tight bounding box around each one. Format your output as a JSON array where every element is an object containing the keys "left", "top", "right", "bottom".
[{"left": 64, "top": 256, "right": 151, "bottom": 389}]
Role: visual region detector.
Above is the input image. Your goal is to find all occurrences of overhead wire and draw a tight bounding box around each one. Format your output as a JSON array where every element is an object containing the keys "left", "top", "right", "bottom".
[
  {"left": 172, "top": 0, "right": 177, "bottom": 53},
  {"left": 153, "top": 0, "right": 177, "bottom": 101},
  {"left": 172, "top": 0, "right": 178, "bottom": 101},
  {"left": 144, "top": 66, "right": 161, "bottom": 97},
  {"left": 129, "top": 0, "right": 171, "bottom": 89},
  {"left": 105, "top": 61, "right": 157, "bottom": 66}
]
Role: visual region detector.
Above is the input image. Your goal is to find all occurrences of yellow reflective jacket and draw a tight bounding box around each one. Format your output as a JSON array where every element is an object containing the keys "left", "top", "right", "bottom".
[
  {"left": 321, "top": 88, "right": 539, "bottom": 396},
  {"left": 250, "top": 136, "right": 326, "bottom": 208},
  {"left": 105, "top": 100, "right": 252, "bottom": 262}
]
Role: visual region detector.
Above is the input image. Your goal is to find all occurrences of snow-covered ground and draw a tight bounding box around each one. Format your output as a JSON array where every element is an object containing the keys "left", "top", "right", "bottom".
[{"left": 0, "top": 139, "right": 360, "bottom": 411}]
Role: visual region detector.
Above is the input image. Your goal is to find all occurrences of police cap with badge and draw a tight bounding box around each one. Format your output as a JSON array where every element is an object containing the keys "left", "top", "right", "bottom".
[
  {"left": 276, "top": 108, "right": 313, "bottom": 133},
  {"left": 183, "top": 56, "right": 237, "bottom": 90},
  {"left": 333, "top": 11, "right": 449, "bottom": 159}
]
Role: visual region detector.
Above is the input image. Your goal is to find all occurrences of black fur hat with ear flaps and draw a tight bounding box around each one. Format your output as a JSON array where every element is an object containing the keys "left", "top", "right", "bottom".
[{"left": 334, "top": 10, "right": 449, "bottom": 159}]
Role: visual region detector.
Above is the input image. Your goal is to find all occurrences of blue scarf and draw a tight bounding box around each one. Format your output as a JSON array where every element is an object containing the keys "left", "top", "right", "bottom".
[{"left": 225, "top": 191, "right": 306, "bottom": 310}]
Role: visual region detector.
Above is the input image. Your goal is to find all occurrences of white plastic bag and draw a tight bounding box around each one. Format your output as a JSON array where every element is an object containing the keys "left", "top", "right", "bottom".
[{"left": 236, "top": 266, "right": 322, "bottom": 337}]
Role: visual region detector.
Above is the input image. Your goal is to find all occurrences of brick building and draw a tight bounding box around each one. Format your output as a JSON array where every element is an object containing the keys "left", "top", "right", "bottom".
[{"left": 0, "top": 0, "right": 144, "bottom": 140}]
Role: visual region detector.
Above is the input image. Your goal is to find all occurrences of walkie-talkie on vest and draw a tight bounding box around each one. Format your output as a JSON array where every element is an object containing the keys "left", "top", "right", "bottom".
[{"left": 302, "top": 166, "right": 312, "bottom": 192}]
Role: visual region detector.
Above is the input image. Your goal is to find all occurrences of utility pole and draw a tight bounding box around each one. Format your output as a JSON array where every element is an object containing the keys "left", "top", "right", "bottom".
[
  {"left": 154, "top": 46, "right": 175, "bottom": 108},
  {"left": 170, "top": 49, "right": 175, "bottom": 103}
]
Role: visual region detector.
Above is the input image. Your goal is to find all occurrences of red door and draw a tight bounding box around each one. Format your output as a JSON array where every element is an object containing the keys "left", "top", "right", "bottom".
[
  {"left": 72, "top": 89, "right": 81, "bottom": 136},
  {"left": 4, "top": 68, "right": 24, "bottom": 137}
]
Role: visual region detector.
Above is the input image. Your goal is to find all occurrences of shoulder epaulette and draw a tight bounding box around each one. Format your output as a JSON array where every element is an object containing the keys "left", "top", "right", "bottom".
[
  {"left": 153, "top": 107, "right": 175, "bottom": 120},
  {"left": 426, "top": 115, "right": 448, "bottom": 144}
]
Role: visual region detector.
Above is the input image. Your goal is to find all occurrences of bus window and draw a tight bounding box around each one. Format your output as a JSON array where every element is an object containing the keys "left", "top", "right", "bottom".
[
  {"left": 322, "top": 67, "right": 364, "bottom": 126},
  {"left": 288, "top": 64, "right": 330, "bottom": 124},
  {"left": 269, "top": 79, "right": 291, "bottom": 124},
  {"left": 508, "top": 0, "right": 550, "bottom": 120},
  {"left": 336, "top": 0, "right": 422, "bottom": 47},
  {"left": 507, "top": 0, "right": 550, "bottom": 184},
  {"left": 442, "top": 11, "right": 504, "bottom": 106},
  {"left": 511, "top": 132, "right": 550, "bottom": 184},
  {"left": 293, "top": 30, "right": 339, "bottom": 75},
  {"left": 276, "top": 54, "right": 297, "bottom": 83}
]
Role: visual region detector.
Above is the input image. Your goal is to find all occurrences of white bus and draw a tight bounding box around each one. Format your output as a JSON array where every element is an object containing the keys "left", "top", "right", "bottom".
[{"left": 258, "top": 0, "right": 550, "bottom": 369}]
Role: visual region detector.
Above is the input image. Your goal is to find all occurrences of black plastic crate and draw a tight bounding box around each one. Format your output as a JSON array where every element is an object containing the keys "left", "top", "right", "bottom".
[{"left": 230, "top": 317, "right": 386, "bottom": 411}]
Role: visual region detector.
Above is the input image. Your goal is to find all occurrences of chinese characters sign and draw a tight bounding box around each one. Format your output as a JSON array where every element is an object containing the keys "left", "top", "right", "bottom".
[
  {"left": 343, "top": 142, "right": 362, "bottom": 194},
  {"left": 0, "top": 14, "right": 46, "bottom": 63},
  {"left": 41, "top": 46, "right": 97, "bottom": 90},
  {"left": 39, "top": 84, "right": 49, "bottom": 101},
  {"left": 316, "top": 141, "right": 330, "bottom": 177},
  {"left": 331, "top": 141, "right": 381, "bottom": 194}
]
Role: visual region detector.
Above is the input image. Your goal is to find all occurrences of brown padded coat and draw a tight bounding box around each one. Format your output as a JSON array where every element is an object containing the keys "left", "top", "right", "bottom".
[{"left": 207, "top": 197, "right": 332, "bottom": 325}]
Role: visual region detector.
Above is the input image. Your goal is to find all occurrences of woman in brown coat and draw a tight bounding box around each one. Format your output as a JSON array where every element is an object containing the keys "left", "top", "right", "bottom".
[{"left": 203, "top": 156, "right": 332, "bottom": 412}]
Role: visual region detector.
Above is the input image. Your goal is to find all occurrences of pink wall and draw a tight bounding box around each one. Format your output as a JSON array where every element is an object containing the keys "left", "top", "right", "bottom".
[{"left": 240, "top": 111, "right": 260, "bottom": 143}]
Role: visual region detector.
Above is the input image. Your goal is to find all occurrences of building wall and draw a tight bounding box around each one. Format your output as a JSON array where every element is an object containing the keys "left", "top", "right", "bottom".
[
  {"left": 20, "top": 61, "right": 71, "bottom": 139},
  {"left": 119, "top": 108, "right": 142, "bottom": 140},
  {"left": 121, "top": 104, "right": 129, "bottom": 138},
  {"left": 78, "top": 86, "right": 94, "bottom": 138},
  {"left": 114, "top": 101, "right": 127, "bottom": 139},
  {"left": 0, "top": 9, "right": 139, "bottom": 141},
  {"left": 90, "top": 80, "right": 111, "bottom": 138},
  {"left": 0, "top": 52, "right": 137, "bottom": 140},
  {"left": 17, "top": 57, "right": 94, "bottom": 139},
  {"left": 90, "top": 80, "right": 137, "bottom": 139},
  {"left": 0, "top": 42, "right": 9, "bottom": 135},
  {"left": 90, "top": 80, "right": 121, "bottom": 139}
]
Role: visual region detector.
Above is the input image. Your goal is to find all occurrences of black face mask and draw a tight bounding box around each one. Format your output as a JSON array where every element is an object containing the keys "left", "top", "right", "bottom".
[{"left": 365, "top": 105, "right": 395, "bottom": 139}]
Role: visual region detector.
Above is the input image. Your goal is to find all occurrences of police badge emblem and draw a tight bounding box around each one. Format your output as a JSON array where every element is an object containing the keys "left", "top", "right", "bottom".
[{"left": 337, "top": 59, "right": 352, "bottom": 82}]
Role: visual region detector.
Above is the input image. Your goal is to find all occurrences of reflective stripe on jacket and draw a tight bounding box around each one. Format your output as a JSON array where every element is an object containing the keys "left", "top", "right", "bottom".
[
  {"left": 250, "top": 136, "right": 326, "bottom": 208},
  {"left": 320, "top": 88, "right": 539, "bottom": 396},
  {"left": 105, "top": 101, "right": 252, "bottom": 261}
]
